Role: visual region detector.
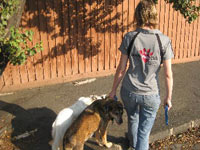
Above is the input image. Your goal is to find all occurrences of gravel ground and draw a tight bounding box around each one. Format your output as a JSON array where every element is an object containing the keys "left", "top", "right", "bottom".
[
  {"left": 149, "top": 125, "right": 200, "bottom": 150},
  {"left": 0, "top": 125, "right": 200, "bottom": 150}
]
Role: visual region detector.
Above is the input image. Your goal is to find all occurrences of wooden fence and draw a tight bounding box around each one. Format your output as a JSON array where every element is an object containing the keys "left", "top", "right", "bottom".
[{"left": 0, "top": 0, "right": 200, "bottom": 92}]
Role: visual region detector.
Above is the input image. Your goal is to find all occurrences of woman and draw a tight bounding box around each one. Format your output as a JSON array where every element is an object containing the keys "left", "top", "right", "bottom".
[{"left": 109, "top": 1, "right": 174, "bottom": 150}]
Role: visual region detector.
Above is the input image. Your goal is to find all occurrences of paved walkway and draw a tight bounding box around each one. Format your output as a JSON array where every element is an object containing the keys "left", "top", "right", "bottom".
[{"left": 0, "top": 61, "right": 200, "bottom": 150}]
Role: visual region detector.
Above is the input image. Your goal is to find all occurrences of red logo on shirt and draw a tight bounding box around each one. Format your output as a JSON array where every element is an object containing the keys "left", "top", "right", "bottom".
[{"left": 139, "top": 48, "right": 153, "bottom": 63}]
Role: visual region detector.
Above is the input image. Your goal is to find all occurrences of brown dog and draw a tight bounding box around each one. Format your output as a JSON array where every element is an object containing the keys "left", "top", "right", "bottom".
[{"left": 63, "top": 97, "right": 124, "bottom": 150}]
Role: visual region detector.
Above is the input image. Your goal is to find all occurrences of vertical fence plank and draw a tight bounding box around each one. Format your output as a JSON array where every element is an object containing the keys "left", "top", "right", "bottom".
[
  {"left": 196, "top": 1, "right": 200, "bottom": 57},
  {"left": 185, "top": 22, "right": 190, "bottom": 58},
  {"left": 182, "top": 20, "right": 187, "bottom": 59},
  {"left": 167, "top": 5, "right": 173, "bottom": 39},
  {"left": 171, "top": 9, "right": 177, "bottom": 58},
  {"left": 193, "top": 18, "right": 198, "bottom": 57},
  {"left": 163, "top": 3, "right": 169, "bottom": 35},
  {"left": 19, "top": 5, "right": 29, "bottom": 84},
  {"left": 187, "top": 22, "right": 192, "bottom": 58},
  {"left": 2, "top": 66, "right": 13, "bottom": 86},
  {"left": 191, "top": 20, "right": 197, "bottom": 57},
  {"left": 11, "top": 65, "right": 21, "bottom": 85},
  {"left": 91, "top": 1, "right": 98, "bottom": 72},
  {"left": 116, "top": 0, "right": 123, "bottom": 65},
  {"left": 128, "top": 0, "right": 135, "bottom": 32},
  {"left": 37, "top": 0, "right": 51, "bottom": 80},
  {"left": 196, "top": 16, "right": 200, "bottom": 56},
  {"left": 22, "top": 0, "right": 36, "bottom": 82},
  {"left": 123, "top": 0, "right": 129, "bottom": 33},
  {"left": 157, "top": 0, "right": 160, "bottom": 32},
  {"left": 104, "top": 0, "right": 110, "bottom": 71},
  {"left": 96, "top": 0, "right": 100, "bottom": 71},
  {"left": 159, "top": 0, "right": 165, "bottom": 32},
  {"left": 31, "top": 0, "right": 44, "bottom": 81},
  {"left": 49, "top": 0, "right": 58, "bottom": 78},
  {"left": 109, "top": 0, "right": 117, "bottom": 69},
  {"left": 175, "top": 13, "right": 181, "bottom": 59},
  {"left": 0, "top": 76, "right": 5, "bottom": 90},
  {"left": 54, "top": 0, "right": 65, "bottom": 78},
  {"left": 179, "top": 16, "right": 185, "bottom": 59},
  {"left": 84, "top": 0, "right": 91, "bottom": 73},
  {"left": 46, "top": 0, "right": 57, "bottom": 78},
  {"left": 177, "top": 14, "right": 182, "bottom": 59},
  {"left": 187, "top": 22, "right": 191, "bottom": 58},
  {"left": 97, "top": 1, "right": 105, "bottom": 71},
  {"left": 76, "top": 0, "right": 85, "bottom": 74},
  {"left": 62, "top": 0, "right": 72, "bottom": 76},
  {"left": 19, "top": 64, "right": 29, "bottom": 84}
]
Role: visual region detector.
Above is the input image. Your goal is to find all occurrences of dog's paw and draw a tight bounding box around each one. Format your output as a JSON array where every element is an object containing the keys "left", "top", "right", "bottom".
[
  {"left": 105, "top": 142, "right": 113, "bottom": 148},
  {"left": 98, "top": 143, "right": 104, "bottom": 147}
]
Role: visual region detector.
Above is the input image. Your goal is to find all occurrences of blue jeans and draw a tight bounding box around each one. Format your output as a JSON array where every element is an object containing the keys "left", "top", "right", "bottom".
[{"left": 120, "top": 86, "right": 160, "bottom": 150}]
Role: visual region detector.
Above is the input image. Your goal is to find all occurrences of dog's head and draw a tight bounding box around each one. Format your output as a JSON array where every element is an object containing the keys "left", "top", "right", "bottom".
[{"left": 103, "top": 99, "right": 124, "bottom": 125}]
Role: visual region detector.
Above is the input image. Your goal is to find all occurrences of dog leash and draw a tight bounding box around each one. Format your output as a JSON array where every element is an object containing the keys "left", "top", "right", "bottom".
[
  {"left": 165, "top": 105, "right": 169, "bottom": 125},
  {"left": 114, "top": 95, "right": 118, "bottom": 101}
]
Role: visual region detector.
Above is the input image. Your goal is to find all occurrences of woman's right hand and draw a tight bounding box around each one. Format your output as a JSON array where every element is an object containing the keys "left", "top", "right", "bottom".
[{"left": 109, "top": 91, "right": 116, "bottom": 99}]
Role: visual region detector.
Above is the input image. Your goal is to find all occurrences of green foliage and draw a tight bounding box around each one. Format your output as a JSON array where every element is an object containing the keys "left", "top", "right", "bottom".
[
  {"left": 153, "top": 0, "right": 200, "bottom": 23},
  {"left": 0, "top": 27, "right": 43, "bottom": 65},
  {"left": 0, "top": 0, "right": 43, "bottom": 66}
]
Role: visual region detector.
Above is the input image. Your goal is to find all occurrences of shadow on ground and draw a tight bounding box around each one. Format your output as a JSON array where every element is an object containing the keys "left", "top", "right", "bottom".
[
  {"left": 0, "top": 100, "right": 56, "bottom": 150},
  {"left": 0, "top": 100, "right": 127, "bottom": 150}
]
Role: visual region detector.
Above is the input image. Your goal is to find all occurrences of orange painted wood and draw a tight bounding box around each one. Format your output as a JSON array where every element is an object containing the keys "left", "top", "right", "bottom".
[
  {"left": 196, "top": 16, "right": 200, "bottom": 57},
  {"left": 90, "top": 1, "right": 98, "bottom": 72},
  {"left": 104, "top": 0, "right": 110, "bottom": 71},
  {"left": 45, "top": 0, "right": 57, "bottom": 78},
  {"left": 2, "top": 66, "right": 13, "bottom": 86},
  {"left": 110, "top": 0, "right": 118, "bottom": 69},
  {"left": 191, "top": 20, "right": 197, "bottom": 57},
  {"left": 179, "top": 16, "right": 185, "bottom": 59},
  {"left": 163, "top": 3, "right": 169, "bottom": 35},
  {"left": 18, "top": 5, "right": 29, "bottom": 84},
  {"left": 0, "top": 76, "right": 5, "bottom": 90},
  {"left": 83, "top": 0, "right": 91, "bottom": 73},
  {"left": 128, "top": 0, "right": 135, "bottom": 32},
  {"left": 97, "top": 1, "right": 106, "bottom": 71},
  {"left": 54, "top": 0, "right": 65, "bottom": 78},
  {"left": 187, "top": 23, "right": 192, "bottom": 58},
  {"left": 30, "top": 0, "right": 44, "bottom": 81},
  {"left": 22, "top": 1, "right": 36, "bottom": 82},
  {"left": 1, "top": 0, "right": 200, "bottom": 92},
  {"left": 116, "top": 0, "right": 123, "bottom": 64},
  {"left": 37, "top": 0, "right": 51, "bottom": 80},
  {"left": 62, "top": 0, "right": 72, "bottom": 75},
  {"left": 11, "top": 65, "right": 21, "bottom": 85},
  {"left": 75, "top": 0, "right": 85, "bottom": 74},
  {"left": 171, "top": 10, "right": 177, "bottom": 59},
  {"left": 159, "top": 0, "right": 165, "bottom": 33},
  {"left": 167, "top": 5, "right": 174, "bottom": 39}
]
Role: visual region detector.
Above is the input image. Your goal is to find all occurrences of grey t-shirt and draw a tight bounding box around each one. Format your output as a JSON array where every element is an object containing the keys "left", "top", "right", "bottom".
[{"left": 119, "top": 28, "right": 174, "bottom": 95}]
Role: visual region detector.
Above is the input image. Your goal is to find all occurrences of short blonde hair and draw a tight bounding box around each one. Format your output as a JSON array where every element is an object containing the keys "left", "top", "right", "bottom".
[{"left": 134, "top": 0, "right": 158, "bottom": 28}]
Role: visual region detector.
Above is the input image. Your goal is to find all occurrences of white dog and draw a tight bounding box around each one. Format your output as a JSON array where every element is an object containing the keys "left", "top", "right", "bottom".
[{"left": 51, "top": 95, "right": 106, "bottom": 150}]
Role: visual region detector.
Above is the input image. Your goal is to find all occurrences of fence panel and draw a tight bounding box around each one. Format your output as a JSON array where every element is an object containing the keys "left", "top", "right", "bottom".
[{"left": 0, "top": 0, "right": 200, "bottom": 92}]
